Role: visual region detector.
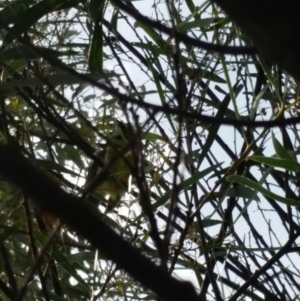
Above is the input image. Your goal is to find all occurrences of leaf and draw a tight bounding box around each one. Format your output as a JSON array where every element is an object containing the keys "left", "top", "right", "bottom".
[
  {"left": 36, "top": 160, "right": 80, "bottom": 177},
  {"left": 272, "top": 133, "right": 296, "bottom": 161},
  {"left": 1, "top": 59, "right": 27, "bottom": 81},
  {"left": 185, "top": 0, "right": 196, "bottom": 13},
  {"left": 0, "top": 221, "right": 23, "bottom": 242},
  {"left": 201, "top": 219, "right": 222, "bottom": 228},
  {"left": 0, "top": 0, "right": 30, "bottom": 24},
  {"left": 142, "top": 132, "right": 166, "bottom": 141},
  {"left": 153, "top": 162, "right": 223, "bottom": 210},
  {"left": 89, "top": 0, "right": 104, "bottom": 22},
  {"left": 247, "top": 155, "right": 300, "bottom": 172},
  {"left": 1, "top": 0, "right": 81, "bottom": 50},
  {"left": 0, "top": 73, "right": 115, "bottom": 96},
  {"left": 196, "top": 82, "right": 243, "bottom": 165},
  {"left": 88, "top": 2, "right": 104, "bottom": 73},
  {"left": 182, "top": 66, "right": 226, "bottom": 83},
  {"left": 213, "top": 186, "right": 260, "bottom": 201},
  {"left": 134, "top": 22, "right": 173, "bottom": 55},
  {"left": 178, "top": 18, "right": 214, "bottom": 31},
  {"left": 0, "top": 46, "right": 78, "bottom": 63},
  {"left": 227, "top": 175, "right": 300, "bottom": 207},
  {"left": 35, "top": 232, "right": 90, "bottom": 292}
]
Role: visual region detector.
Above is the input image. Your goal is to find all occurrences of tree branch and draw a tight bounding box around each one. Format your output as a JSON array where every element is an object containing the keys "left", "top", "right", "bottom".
[{"left": 0, "top": 143, "right": 199, "bottom": 301}]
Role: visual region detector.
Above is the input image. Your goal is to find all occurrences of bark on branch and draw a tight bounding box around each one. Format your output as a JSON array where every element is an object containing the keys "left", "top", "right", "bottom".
[{"left": 0, "top": 143, "right": 199, "bottom": 301}]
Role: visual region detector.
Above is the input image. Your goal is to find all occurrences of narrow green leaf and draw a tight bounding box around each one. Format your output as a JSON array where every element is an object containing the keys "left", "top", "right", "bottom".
[
  {"left": 227, "top": 175, "right": 300, "bottom": 207},
  {"left": 153, "top": 162, "right": 223, "bottom": 209},
  {"left": 183, "top": 66, "right": 226, "bottom": 83},
  {"left": 133, "top": 42, "right": 167, "bottom": 56},
  {"left": 1, "top": 59, "right": 27, "bottom": 81},
  {"left": 110, "top": 7, "right": 119, "bottom": 34},
  {"left": 146, "top": 50, "right": 169, "bottom": 103},
  {"left": 135, "top": 22, "right": 173, "bottom": 55},
  {"left": 0, "top": 73, "right": 115, "bottom": 96},
  {"left": 185, "top": 0, "right": 196, "bottom": 13},
  {"left": 206, "top": 18, "right": 230, "bottom": 32},
  {"left": 272, "top": 133, "right": 295, "bottom": 161},
  {"left": 197, "top": 82, "right": 243, "bottom": 166},
  {"left": 35, "top": 233, "right": 90, "bottom": 291},
  {"left": 201, "top": 219, "right": 222, "bottom": 227},
  {"left": 88, "top": 0, "right": 103, "bottom": 22},
  {"left": 202, "top": 70, "right": 226, "bottom": 83},
  {"left": 88, "top": 2, "right": 104, "bottom": 73},
  {"left": 0, "top": 46, "right": 78, "bottom": 63},
  {"left": 0, "top": 221, "right": 22, "bottom": 241},
  {"left": 142, "top": 132, "right": 165, "bottom": 141},
  {"left": 212, "top": 186, "right": 260, "bottom": 201},
  {"left": 0, "top": 0, "right": 30, "bottom": 24},
  {"left": 247, "top": 155, "right": 300, "bottom": 172},
  {"left": 178, "top": 18, "right": 214, "bottom": 31},
  {"left": 1, "top": 0, "right": 81, "bottom": 50},
  {"left": 36, "top": 160, "right": 80, "bottom": 177}
]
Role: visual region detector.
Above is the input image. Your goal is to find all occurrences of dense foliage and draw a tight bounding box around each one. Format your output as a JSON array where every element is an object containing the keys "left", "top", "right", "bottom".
[{"left": 0, "top": 1, "right": 299, "bottom": 301}]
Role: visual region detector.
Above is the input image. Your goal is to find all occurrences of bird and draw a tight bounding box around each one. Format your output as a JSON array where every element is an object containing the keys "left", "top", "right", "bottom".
[{"left": 84, "top": 121, "right": 135, "bottom": 212}]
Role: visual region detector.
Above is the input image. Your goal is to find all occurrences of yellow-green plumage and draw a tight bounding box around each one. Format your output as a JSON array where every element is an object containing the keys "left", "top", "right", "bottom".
[{"left": 85, "top": 122, "right": 134, "bottom": 211}]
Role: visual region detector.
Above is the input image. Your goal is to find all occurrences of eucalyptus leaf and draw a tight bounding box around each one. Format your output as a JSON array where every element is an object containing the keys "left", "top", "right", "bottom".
[{"left": 228, "top": 175, "right": 300, "bottom": 207}]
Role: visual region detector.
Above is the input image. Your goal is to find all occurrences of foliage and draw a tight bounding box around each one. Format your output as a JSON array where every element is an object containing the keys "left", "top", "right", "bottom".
[{"left": 0, "top": 0, "right": 298, "bottom": 301}]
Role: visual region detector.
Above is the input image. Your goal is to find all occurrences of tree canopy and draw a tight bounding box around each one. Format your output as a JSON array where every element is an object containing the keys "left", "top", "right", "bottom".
[{"left": 0, "top": 1, "right": 299, "bottom": 301}]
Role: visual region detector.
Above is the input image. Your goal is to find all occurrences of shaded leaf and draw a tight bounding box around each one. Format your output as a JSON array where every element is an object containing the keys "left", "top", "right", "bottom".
[
  {"left": 227, "top": 175, "right": 300, "bottom": 207},
  {"left": 0, "top": 73, "right": 115, "bottom": 96},
  {"left": 178, "top": 18, "right": 215, "bottom": 31},
  {"left": 36, "top": 159, "right": 80, "bottom": 177},
  {"left": 88, "top": 2, "right": 104, "bottom": 73},
  {"left": 35, "top": 232, "right": 91, "bottom": 292},
  {"left": 272, "top": 133, "right": 295, "bottom": 161},
  {"left": 153, "top": 162, "right": 223, "bottom": 210},
  {"left": 0, "top": 0, "right": 30, "bottom": 24},
  {"left": 1, "top": 0, "right": 81, "bottom": 50},
  {"left": 0, "top": 45, "right": 78, "bottom": 63},
  {"left": 247, "top": 155, "right": 300, "bottom": 172}
]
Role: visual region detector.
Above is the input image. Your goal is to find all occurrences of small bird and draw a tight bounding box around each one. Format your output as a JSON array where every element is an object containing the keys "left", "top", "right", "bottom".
[{"left": 84, "top": 121, "right": 135, "bottom": 211}]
